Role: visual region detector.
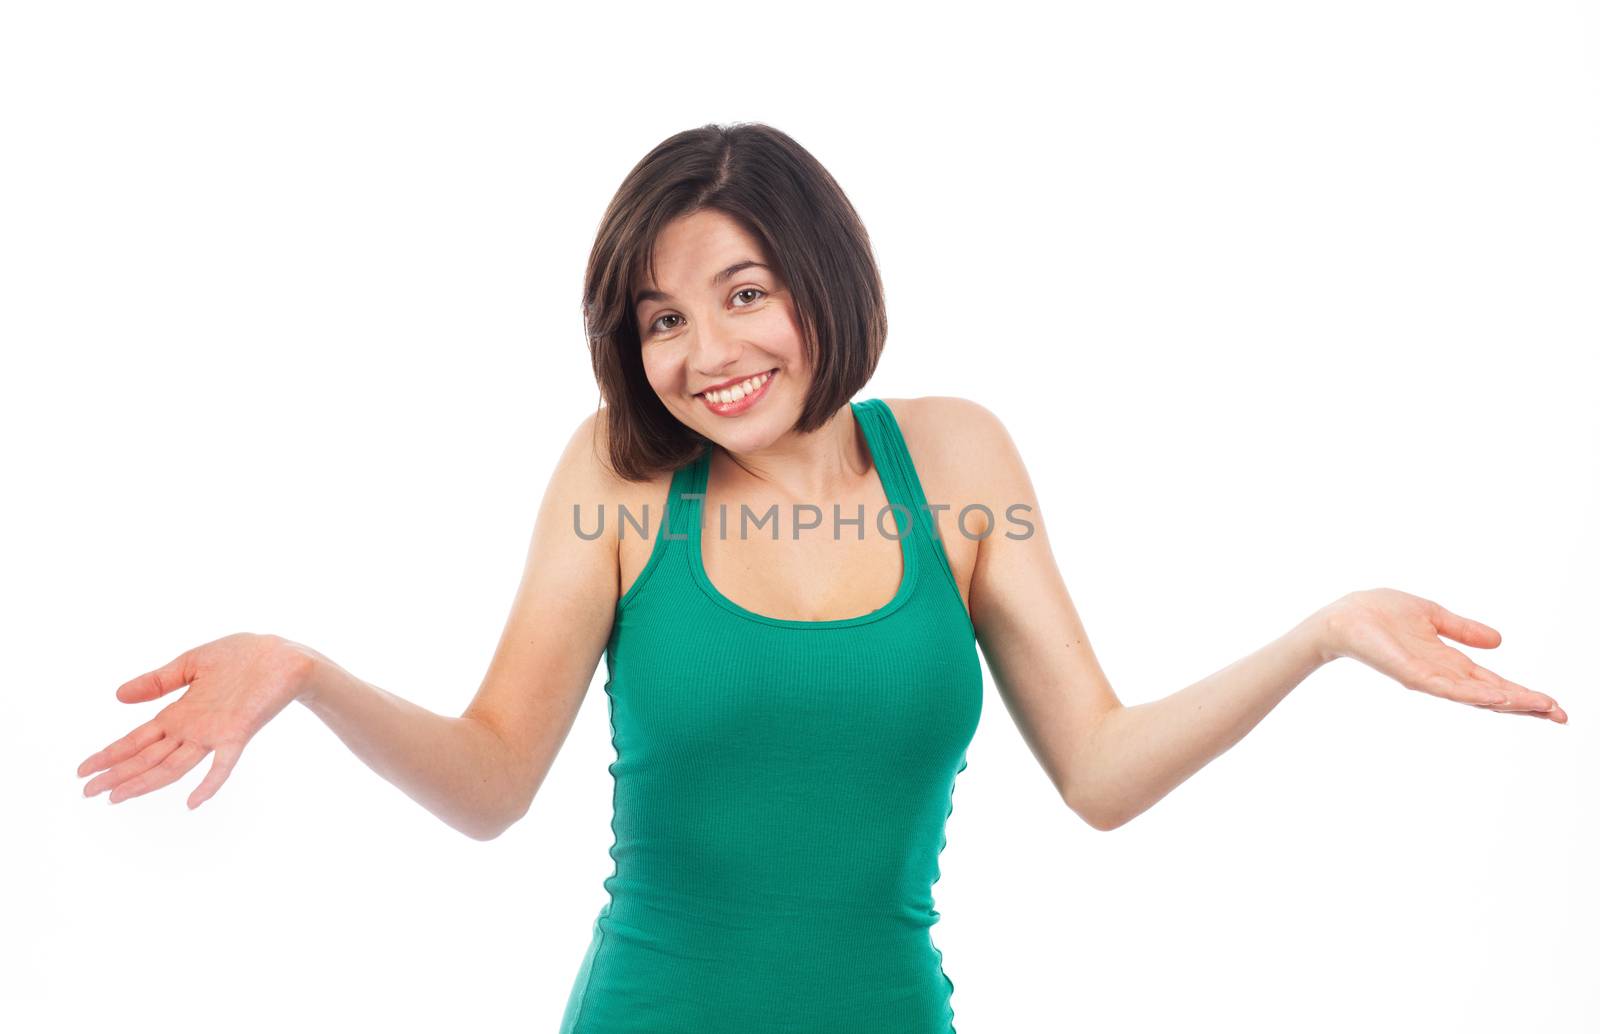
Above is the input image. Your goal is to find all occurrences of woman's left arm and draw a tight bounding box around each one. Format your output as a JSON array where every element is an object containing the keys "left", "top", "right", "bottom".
[{"left": 936, "top": 399, "right": 1567, "bottom": 833}]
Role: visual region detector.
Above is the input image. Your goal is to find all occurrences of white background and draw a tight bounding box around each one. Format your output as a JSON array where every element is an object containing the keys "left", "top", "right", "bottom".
[{"left": 5, "top": 1, "right": 1595, "bottom": 1031}]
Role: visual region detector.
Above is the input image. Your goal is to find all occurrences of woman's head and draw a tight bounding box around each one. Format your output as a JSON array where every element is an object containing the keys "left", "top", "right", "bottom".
[{"left": 584, "top": 122, "right": 887, "bottom": 481}]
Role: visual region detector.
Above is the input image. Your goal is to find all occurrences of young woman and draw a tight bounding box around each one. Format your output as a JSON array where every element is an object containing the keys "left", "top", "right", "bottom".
[{"left": 77, "top": 122, "right": 1567, "bottom": 1033}]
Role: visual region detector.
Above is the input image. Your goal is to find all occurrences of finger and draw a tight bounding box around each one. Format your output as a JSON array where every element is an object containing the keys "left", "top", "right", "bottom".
[
  {"left": 78, "top": 720, "right": 165, "bottom": 779},
  {"left": 1419, "top": 671, "right": 1506, "bottom": 708},
  {"left": 109, "top": 741, "right": 206, "bottom": 803},
  {"left": 1471, "top": 666, "right": 1559, "bottom": 713},
  {"left": 136, "top": 741, "right": 209, "bottom": 798},
  {"left": 1471, "top": 694, "right": 1569, "bottom": 722},
  {"left": 187, "top": 741, "right": 243, "bottom": 811},
  {"left": 1426, "top": 601, "right": 1502, "bottom": 649},
  {"left": 1498, "top": 708, "right": 1567, "bottom": 722},
  {"left": 1507, "top": 703, "right": 1569, "bottom": 723},
  {"left": 116, "top": 647, "right": 201, "bottom": 704},
  {"left": 98, "top": 735, "right": 183, "bottom": 800}
]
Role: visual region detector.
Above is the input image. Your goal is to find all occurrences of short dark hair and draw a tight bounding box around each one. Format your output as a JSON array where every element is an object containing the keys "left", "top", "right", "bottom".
[{"left": 582, "top": 122, "right": 888, "bottom": 482}]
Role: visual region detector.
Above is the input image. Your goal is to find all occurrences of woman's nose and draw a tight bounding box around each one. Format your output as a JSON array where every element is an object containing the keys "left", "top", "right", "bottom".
[{"left": 688, "top": 320, "right": 743, "bottom": 368}]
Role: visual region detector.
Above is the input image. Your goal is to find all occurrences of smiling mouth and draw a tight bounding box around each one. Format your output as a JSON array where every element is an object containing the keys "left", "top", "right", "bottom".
[
  {"left": 695, "top": 368, "right": 778, "bottom": 403},
  {"left": 694, "top": 368, "right": 779, "bottom": 417}
]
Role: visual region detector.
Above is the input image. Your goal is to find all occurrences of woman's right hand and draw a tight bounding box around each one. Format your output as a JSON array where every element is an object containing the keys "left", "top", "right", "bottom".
[{"left": 77, "top": 632, "right": 315, "bottom": 810}]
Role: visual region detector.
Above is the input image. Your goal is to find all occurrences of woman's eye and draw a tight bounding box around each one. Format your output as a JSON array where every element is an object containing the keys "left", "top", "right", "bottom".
[{"left": 646, "top": 289, "right": 765, "bottom": 336}]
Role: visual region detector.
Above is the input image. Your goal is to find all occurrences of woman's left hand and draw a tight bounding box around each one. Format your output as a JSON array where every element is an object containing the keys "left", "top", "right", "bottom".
[{"left": 1319, "top": 587, "right": 1567, "bottom": 723}]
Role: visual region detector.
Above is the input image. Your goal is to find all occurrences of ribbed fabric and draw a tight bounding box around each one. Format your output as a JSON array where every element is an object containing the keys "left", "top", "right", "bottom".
[{"left": 559, "top": 398, "right": 983, "bottom": 1033}]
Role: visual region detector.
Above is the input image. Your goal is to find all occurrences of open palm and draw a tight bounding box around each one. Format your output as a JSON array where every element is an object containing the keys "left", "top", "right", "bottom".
[
  {"left": 77, "top": 632, "right": 311, "bottom": 808},
  {"left": 1324, "top": 587, "right": 1566, "bottom": 722}
]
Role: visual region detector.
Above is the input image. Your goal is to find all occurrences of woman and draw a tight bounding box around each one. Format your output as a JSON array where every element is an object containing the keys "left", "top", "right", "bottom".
[{"left": 76, "top": 122, "right": 1568, "bottom": 1032}]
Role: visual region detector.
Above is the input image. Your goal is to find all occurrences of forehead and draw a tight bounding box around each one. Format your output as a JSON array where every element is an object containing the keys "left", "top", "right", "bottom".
[{"left": 640, "top": 209, "right": 768, "bottom": 290}]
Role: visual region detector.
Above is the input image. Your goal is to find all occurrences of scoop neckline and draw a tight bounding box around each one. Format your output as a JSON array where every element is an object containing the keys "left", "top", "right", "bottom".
[{"left": 684, "top": 399, "right": 920, "bottom": 630}]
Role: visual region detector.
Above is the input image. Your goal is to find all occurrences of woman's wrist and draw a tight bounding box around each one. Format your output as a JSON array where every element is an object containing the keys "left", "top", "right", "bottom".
[
  {"left": 274, "top": 637, "right": 340, "bottom": 709},
  {"left": 1296, "top": 602, "right": 1346, "bottom": 667}
]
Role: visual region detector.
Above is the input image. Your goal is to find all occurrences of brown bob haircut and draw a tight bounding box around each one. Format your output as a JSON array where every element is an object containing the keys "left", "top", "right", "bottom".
[{"left": 583, "top": 122, "right": 888, "bottom": 482}]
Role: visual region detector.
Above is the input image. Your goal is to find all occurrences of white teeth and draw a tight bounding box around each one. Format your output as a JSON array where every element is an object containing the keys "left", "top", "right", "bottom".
[{"left": 702, "top": 370, "right": 772, "bottom": 405}]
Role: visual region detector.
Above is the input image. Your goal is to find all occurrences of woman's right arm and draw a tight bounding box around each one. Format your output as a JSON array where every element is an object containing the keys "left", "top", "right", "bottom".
[
  {"left": 289, "top": 646, "right": 528, "bottom": 842},
  {"left": 295, "top": 409, "right": 625, "bottom": 840},
  {"left": 79, "top": 410, "right": 623, "bottom": 842}
]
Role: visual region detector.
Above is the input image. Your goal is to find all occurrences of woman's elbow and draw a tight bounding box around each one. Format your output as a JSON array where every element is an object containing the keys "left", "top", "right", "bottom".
[{"left": 1065, "top": 792, "right": 1130, "bottom": 832}]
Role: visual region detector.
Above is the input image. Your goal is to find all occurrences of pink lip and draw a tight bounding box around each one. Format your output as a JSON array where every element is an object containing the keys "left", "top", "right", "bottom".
[{"left": 698, "top": 369, "right": 777, "bottom": 416}]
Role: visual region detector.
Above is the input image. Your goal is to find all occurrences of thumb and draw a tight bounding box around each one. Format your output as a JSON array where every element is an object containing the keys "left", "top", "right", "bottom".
[
  {"left": 1430, "top": 602, "right": 1502, "bottom": 649},
  {"left": 117, "top": 646, "right": 200, "bottom": 703}
]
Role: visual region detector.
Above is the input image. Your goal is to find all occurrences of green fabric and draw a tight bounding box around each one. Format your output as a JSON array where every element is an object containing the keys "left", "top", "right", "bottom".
[{"left": 560, "top": 398, "right": 982, "bottom": 1033}]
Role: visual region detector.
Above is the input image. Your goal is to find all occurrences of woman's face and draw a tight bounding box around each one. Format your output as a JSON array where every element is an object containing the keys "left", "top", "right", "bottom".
[{"left": 634, "top": 208, "right": 812, "bottom": 453}]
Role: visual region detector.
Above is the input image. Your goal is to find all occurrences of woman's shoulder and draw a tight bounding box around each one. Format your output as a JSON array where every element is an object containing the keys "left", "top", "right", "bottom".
[
  {"left": 880, "top": 395, "right": 1006, "bottom": 437},
  {"left": 879, "top": 395, "right": 1015, "bottom": 464},
  {"left": 878, "top": 395, "right": 1026, "bottom": 501},
  {"left": 554, "top": 408, "right": 675, "bottom": 538}
]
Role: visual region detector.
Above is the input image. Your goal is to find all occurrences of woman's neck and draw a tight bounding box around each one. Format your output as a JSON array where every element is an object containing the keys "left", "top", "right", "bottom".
[{"left": 709, "top": 403, "right": 870, "bottom": 504}]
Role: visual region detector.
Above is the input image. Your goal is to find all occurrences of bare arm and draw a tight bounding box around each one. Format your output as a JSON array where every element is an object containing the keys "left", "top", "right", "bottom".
[
  {"left": 934, "top": 397, "right": 1124, "bottom": 829},
  {"left": 945, "top": 397, "right": 1562, "bottom": 832},
  {"left": 934, "top": 395, "right": 1328, "bottom": 830},
  {"left": 78, "top": 411, "right": 624, "bottom": 838},
  {"left": 290, "top": 647, "right": 525, "bottom": 842},
  {"left": 283, "top": 408, "right": 621, "bottom": 841},
  {"left": 78, "top": 629, "right": 529, "bottom": 842},
  {"left": 459, "top": 408, "right": 623, "bottom": 834},
  {"left": 1065, "top": 614, "right": 1331, "bottom": 830}
]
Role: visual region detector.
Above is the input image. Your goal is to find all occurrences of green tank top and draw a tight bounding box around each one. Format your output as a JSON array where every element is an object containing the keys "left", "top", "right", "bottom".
[{"left": 559, "top": 397, "right": 983, "bottom": 1033}]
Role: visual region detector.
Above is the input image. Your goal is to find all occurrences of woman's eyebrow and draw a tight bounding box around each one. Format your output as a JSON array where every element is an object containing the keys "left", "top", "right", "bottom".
[{"left": 635, "top": 260, "right": 770, "bottom": 307}]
